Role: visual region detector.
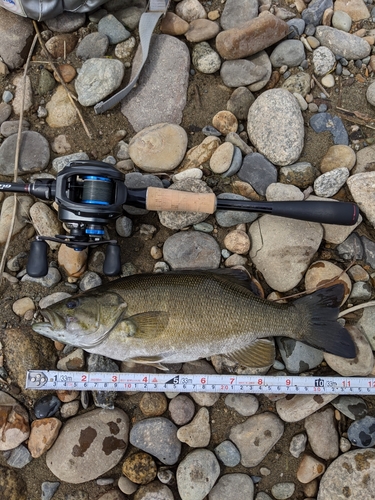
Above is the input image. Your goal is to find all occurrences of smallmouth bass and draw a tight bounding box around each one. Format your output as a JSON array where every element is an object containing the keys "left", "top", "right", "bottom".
[{"left": 32, "top": 270, "right": 356, "bottom": 369}]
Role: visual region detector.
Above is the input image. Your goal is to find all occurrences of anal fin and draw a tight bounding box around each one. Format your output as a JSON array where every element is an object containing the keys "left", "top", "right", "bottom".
[
  {"left": 226, "top": 339, "right": 275, "bottom": 368},
  {"left": 130, "top": 356, "right": 169, "bottom": 371}
]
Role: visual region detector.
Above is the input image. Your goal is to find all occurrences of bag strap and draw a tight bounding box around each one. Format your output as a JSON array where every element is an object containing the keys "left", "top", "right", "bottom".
[{"left": 94, "top": 0, "right": 170, "bottom": 115}]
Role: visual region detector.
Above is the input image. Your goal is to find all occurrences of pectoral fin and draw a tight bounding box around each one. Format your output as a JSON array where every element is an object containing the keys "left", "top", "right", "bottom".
[
  {"left": 226, "top": 339, "right": 275, "bottom": 368},
  {"left": 129, "top": 356, "right": 169, "bottom": 371},
  {"left": 117, "top": 311, "right": 169, "bottom": 339}
]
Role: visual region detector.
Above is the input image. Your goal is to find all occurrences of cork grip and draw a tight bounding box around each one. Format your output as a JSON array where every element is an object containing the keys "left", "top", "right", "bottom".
[{"left": 146, "top": 187, "right": 217, "bottom": 213}]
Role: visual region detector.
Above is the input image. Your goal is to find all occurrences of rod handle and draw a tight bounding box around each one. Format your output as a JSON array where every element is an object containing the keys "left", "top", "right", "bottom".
[
  {"left": 146, "top": 187, "right": 217, "bottom": 213},
  {"left": 270, "top": 201, "right": 359, "bottom": 226}
]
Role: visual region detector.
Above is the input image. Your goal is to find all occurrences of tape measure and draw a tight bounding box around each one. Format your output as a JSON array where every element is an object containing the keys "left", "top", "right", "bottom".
[{"left": 26, "top": 370, "right": 375, "bottom": 395}]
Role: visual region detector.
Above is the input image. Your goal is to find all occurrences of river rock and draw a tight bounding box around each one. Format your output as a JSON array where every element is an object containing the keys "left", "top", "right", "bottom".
[
  {"left": 128, "top": 123, "right": 187, "bottom": 172},
  {"left": 122, "top": 35, "right": 190, "bottom": 131},
  {"left": 297, "top": 454, "right": 326, "bottom": 484},
  {"left": 122, "top": 452, "right": 157, "bottom": 484},
  {"left": 270, "top": 40, "right": 305, "bottom": 68},
  {"left": 98, "top": 14, "right": 130, "bottom": 44},
  {"left": 0, "top": 391, "right": 30, "bottom": 451},
  {"left": 317, "top": 449, "right": 375, "bottom": 500},
  {"left": 216, "top": 13, "right": 289, "bottom": 60},
  {"left": 46, "top": 408, "right": 129, "bottom": 483},
  {"left": 247, "top": 50, "right": 273, "bottom": 92},
  {"left": 332, "top": 396, "right": 368, "bottom": 420},
  {"left": 185, "top": 19, "right": 220, "bottom": 43},
  {"left": 176, "top": 449, "right": 220, "bottom": 500},
  {"left": 180, "top": 136, "right": 220, "bottom": 171},
  {"left": 75, "top": 58, "right": 124, "bottom": 106},
  {"left": 0, "top": 196, "right": 33, "bottom": 244},
  {"left": 45, "top": 34, "right": 78, "bottom": 58},
  {"left": 130, "top": 417, "right": 181, "bottom": 465},
  {"left": 45, "top": 11, "right": 86, "bottom": 32},
  {"left": 334, "top": 0, "right": 370, "bottom": 21},
  {"left": 134, "top": 481, "right": 173, "bottom": 500},
  {"left": 304, "top": 407, "right": 339, "bottom": 460},
  {"left": 313, "top": 46, "right": 336, "bottom": 76},
  {"left": 320, "top": 145, "right": 356, "bottom": 173},
  {"left": 163, "top": 231, "right": 221, "bottom": 269},
  {"left": 247, "top": 89, "right": 304, "bottom": 166},
  {"left": 347, "top": 172, "right": 375, "bottom": 228},
  {"left": 0, "top": 131, "right": 50, "bottom": 176},
  {"left": 301, "top": 0, "right": 333, "bottom": 26},
  {"left": 276, "top": 394, "right": 337, "bottom": 422},
  {"left": 175, "top": 0, "right": 207, "bottom": 22},
  {"left": 12, "top": 75, "right": 32, "bottom": 114},
  {"left": 46, "top": 85, "right": 78, "bottom": 127},
  {"left": 304, "top": 260, "right": 351, "bottom": 304},
  {"left": 249, "top": 215, "right": 323, "bottom": 292},
  {"left": 314, "top": 168, "right": 349, "bottom": 197},
  {"left": 282, "top": 72, "right": 311, "bottom": 97},
  {"left": 209, "top": 473, "right": 254, "bottom": 499},
  {"left": 0, "top": 9, "right": 34, "bottom": 69},
  {"left": 220, "top": 0, "right": 259, "bottom": 30},
  {"left": 177, "top": 407, "right": 210, "bottom": 447},
  {"left": 76, "top": 32, "right": 109, "bottom": 60},
  {"left": 28, "top": 418, "right": 62, "bottom": 458},
  {"left": 160, "top": 12, "right": 189, "bottom": 36},
  {"left": 29, "top": 202, "right": 63, "bottom": 250},
  {"left": 315, "top": 26, "right": 371, "bottom": 60}
]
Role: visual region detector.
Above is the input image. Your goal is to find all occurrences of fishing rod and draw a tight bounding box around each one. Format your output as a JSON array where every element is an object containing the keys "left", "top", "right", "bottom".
[{"left": 0, "top": 160, "right": 359, "bottom": 277}]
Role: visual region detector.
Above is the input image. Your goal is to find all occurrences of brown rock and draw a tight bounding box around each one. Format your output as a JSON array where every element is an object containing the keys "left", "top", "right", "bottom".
[
  {"left": 232, "top": 180, "right": 263, "bottom": 200},
  {"left": 320, "top": 145, "right": 356, "bottom": 173},
  {"left": 297, "top": 453, "right": 326, "bottom": 483},
  {"left": 224, "top": 230, "right": 251, "bottom": 254},
  {"left": 322, "top": 7, "right": 334, "bottom": 25},
  {"left": 58, "top": 245, "right": 88, "bottom": 278},
  {"left": 28, "top": 417, "right": 62, "bottom": 458},
  {"left": 179, "top": 136, "right": 220, "bottom": 171},
  {"left": 212, "top": 110, "right": 238, "bottom": 135},
  {"left": 122, "top": 452, "right": 157, "bottom": 484},
  {"left": 334, "top": 0, "right": 370, "bottom": 21},
  {"left": 45, "top": 34, "right": 78, "bottom": 58},
  {"left": 216, "top": 13, "right": 289, "bottom": 60},
  {"left": 185, "top": 19, "right": 220, "bottom": 42},
  {"left": 139, "top": 393, "right": 168, "bottom": 417},
  {"left": 160, "top": 12, "right": 189, "bottom": 36},
  {"left": 56, "top": 390, "right": 79, "bottom": 403},
  {"left": 54, "top": 64, "right": 76, "bottom": 83},
  {"left": 0, "top": 391, "right": 30, "bottom": 451},
  {"left": 0, "top": 465, "right": 27, "bottom": 500},
  {"left": 304, "top": 260, "right": 351, "bottom": 305}
]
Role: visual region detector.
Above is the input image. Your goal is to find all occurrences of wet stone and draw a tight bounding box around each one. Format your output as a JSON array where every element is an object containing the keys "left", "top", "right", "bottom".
[
  {"left": 332, "top": 396, "right": 368, "bottom": 420},
  {"left": 34, "top": 395, "right": 61, "bottom": 419}
]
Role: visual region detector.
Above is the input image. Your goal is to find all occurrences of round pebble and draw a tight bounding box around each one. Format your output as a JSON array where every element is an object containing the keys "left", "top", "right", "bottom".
[
  {"left": 168, "top": 395, "right": 195, "bottom": 425},
  {"left": 122, "top": 452, "right": 157, "bottom": 484},
  {"left": 139, "top": 393, "right": 168, "bottom": 417}
]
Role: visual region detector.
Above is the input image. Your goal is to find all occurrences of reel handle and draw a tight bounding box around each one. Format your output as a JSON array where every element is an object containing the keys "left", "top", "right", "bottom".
[{"left": 27, "top": 240, "right": 49, "bottom": 277}]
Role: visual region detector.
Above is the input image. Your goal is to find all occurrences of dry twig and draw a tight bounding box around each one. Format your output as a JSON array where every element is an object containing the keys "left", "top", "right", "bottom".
[
  {"left": 32, "top": 20, "right": 92, "bottom": 139},
  {"left": 311, "top": 74, "right": 331, "bottom": 98},
  {"left": 0, "top": 34, "right": 38, "bottom": 283}
]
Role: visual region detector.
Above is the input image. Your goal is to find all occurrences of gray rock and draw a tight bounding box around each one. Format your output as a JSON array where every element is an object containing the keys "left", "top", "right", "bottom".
[
  {"left": 314, "top": 168, "right": 349, "bottom": 197},
  {"left": 332, "top": 10, "right": 352, "bottom": 32},
  {"left": 87, "top": 354, "right": 118, "bottom": 410},
  {"left": 271, "top": 483, "right": 295, "bottom": 500},
  {"left": 0, "top": 10, "right": 34, "bottom": 69},
  {"left": 349, "top": 281, "right": 372, "bottom": 302},
  {"left": 247, "top": 89, "right": 304, "bottom": 166},
  {"left": 177, "top": 449, "right": 220, "bottom": 500},
  {"left": 0, "top": 131, "right": 50, "bottom": 176},
  {"left": 79, "top": 272, "right": 102, "bottom": 291},
  {"left": 0, "top": 102, "right": 12, "bottom": 125},
  {"left": 125, "top": 172, "right": 163, "bottom": 189},
  {"left": 209, "top": 473, "right": 254, "bottom": 499},
  {"left": 41, "top": 481, "right": 60, "bottom": 500},
  {"left": 115, "top": 6, "right": 144, "bottom": 30},
  {"left": 226, "top": 87, "right": 255, "bottom": 120},
  {"left": 222, "top": 146, "right": 243, "bottom": 178},
  {"left": 289, "top": 433, "right": 307, "bottom": 458},
  {"left": 116, "top": 216, "right": 133, "bottom": 237},
  {"left": 98, "top": 14, "right": 131, "bottom": 44},
  {"left": 336, "top": 232, "right": 364, "bottom": 261},
  {"left": 270, "top": 40, "right": 305, "bottom": 68},
  {"left": 302, "top": 0, "right": 333, "bottom": 26},
  {"left": 0, "top": 120, "right": 30, "bottom": 137},
  {"left": 215, "top": 193, "right": 259, "bottom": 227},
  {"left": 168, "top": 395, "right": 195, "bottom": 426},
  {"left": 5, "top": 445, "right": 32, "bottom": 468},
  {"left": 220, "top": 0, "right": 258, "bottom": 30},
  {"left": 317, "top": 449, "right": 375, "bottom": 500},
  {"left": 224, "top": 394, "right": 259, "bottom": 416},
  {"left": 347, "top": 172, "right": 375, "bottom": 228},
  {"left": 348, "top": 416, "right": 375, "bottom": 448},
  {"left": 248, "top": 50, "right": 272, "bottom": 92},
  {"left": 163, "top": 231, "right": 221, "bottom": 269},
  {"left": 276, "top": 394, "right": 337, "bottom": 423},
  {"left": 362, "top": 235, "right": 375, "bottom": 268},
  {"left": 45, "top": 12, "right": 86, "bottom": 32},
  {"left": 279, "top": 161, "right": 318, "bottom": 189},
  {"left": 276, "top": 338, "right": 324, "bottom": 373},
  {"left": 305, "top": 407, "right": 339, "bottom": 460},
  {"left": 229, "top": 412, "right": 284, "bottom": 467},
  {"left": 76, "top": 32, "right": 109, "bottom": 60},
  {"left": 310, "top": 112, "right": 348, "bottom": 145},
  {"left": 238, "top": 153, "right": 277, "bottom": 195},
  {"left": 75, "top": 58, "right": 124, "bottom": 106},
  {"left": 133, "top": 481, "right": 173, "bottom": 499},
  {"left": 249, "top": 215, "right": 323, "bottom": 292},
  {"left": 46, "top": 408, "right": 129, "bottom": 483},
  {"left": 221, "top": 59, "right": 268, "bottom": 87},
  {"left": 357, "top": 305, "right": 375, "bottom": 350},
  {"left": 287, "top": 18, "right": 305, "bottom": 37},
  {"left": 313, "top": 46, "right": 336, "bottom": 75},
  {"left": 122, "top": 35, "right": 189, "bottom": 131},
  {"left": 130, "top": 417, "right": 181, "bottom": 465},
  {"left": 52, "top": 152, "right": 89, "bottom": 173},
  {"left": 192, "top": 41, "right": 221, "bottom": 74},
  {"left": 214, "top": 441, "right": 241, "bottom": 467},
  {"left": 158, "top": 179, "right": 212, "bottom": 230},
  {"left": 315, "top": 25, "right": 371, "bottom": 59},
  {"left": 332, "top": 396, "right": 368, "bottom": 421},
  {"left": 21, "top": 267, "right": 61, "bottom": 287}
]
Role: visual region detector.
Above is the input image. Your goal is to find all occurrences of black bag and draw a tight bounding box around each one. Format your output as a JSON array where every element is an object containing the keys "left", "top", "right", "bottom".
[{"left": 0, "top": 0, "right": 108, "bottom": 20}]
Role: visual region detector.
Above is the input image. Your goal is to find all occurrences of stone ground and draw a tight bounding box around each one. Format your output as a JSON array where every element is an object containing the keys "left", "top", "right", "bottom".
[{"left": 1, "top": 0, "right": 375, "bottom": 499}]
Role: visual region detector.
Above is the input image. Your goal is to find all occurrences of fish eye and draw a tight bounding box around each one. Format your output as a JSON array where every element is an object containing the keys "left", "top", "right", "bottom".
[{"left": 66, "top": 299, "right": 79, "bottom": 309}]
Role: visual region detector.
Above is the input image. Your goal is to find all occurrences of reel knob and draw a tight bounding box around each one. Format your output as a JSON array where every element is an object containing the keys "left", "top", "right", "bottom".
[
  {"left": 27, "top": 240, "right": 49, "bottom": 277},
  {"left": 103, "top": 243, "right": 121, "bottom": 276}
]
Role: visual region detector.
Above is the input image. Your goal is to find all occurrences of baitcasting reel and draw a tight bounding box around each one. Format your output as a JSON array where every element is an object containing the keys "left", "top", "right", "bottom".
[{"left": 0, "top": 160, "right": 360, "bottom": 278}]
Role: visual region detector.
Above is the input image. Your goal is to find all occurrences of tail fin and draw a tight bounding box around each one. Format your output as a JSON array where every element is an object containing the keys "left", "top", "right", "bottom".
[{"left": 293, "top": 284, "right": 356, "bottom": 359}]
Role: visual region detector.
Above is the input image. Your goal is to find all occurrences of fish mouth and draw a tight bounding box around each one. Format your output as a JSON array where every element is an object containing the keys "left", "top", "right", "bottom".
[{"left": 32, "top": 310, "right": 66, "bottom": 336}]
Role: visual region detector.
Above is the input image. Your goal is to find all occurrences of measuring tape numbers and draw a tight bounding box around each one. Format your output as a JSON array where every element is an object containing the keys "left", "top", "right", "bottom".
[{"left": 26, "top": 371, "right": 375, "bottom": 395}]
